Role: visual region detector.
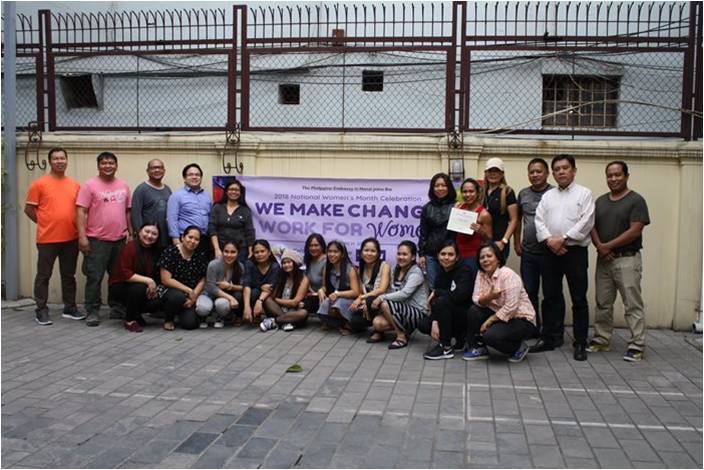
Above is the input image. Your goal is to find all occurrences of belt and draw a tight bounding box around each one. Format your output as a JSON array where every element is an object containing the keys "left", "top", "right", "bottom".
[{"left": 613, "top": 251, "right": 638, "bottom": 258}]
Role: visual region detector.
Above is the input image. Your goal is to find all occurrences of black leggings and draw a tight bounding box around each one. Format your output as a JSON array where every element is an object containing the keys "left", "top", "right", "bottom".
[
  {"left": 109, "top": 282, "right": 162, "bottom": 322},
  {"left": 425, "top": 296, "right": 469, "bottom": 347},
  {"left": 161, "top": 288, "right": 199, "bottom": 330},
  {"left": 466, "top": 305, "right": 536, "bottom": 355}
]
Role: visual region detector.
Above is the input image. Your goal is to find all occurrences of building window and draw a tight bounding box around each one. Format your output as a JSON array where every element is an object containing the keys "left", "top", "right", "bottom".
[
  {"left": 362, "top": 70, "right": 384, "bottom": 92},
  {"left": 278, "top": 84, "right": 300, "bottom": 105},
  {"left": 60, "top": 74, "right": 101, "bottom": 109},
  {"left": 542, "top": 75, "right": 619, "bottom": 128}
]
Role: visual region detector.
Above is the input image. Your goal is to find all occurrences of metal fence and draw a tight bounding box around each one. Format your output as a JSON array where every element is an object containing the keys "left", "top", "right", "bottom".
[{"left": 5, "top": 2, "right": 703, "bottom": 140}]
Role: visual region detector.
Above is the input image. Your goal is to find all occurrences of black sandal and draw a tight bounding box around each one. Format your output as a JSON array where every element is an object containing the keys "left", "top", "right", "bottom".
[
  {"left": 388, "top": 338, "right": 408, "bottom": 350},
  {"left": 366, "top": 332, "right": 384, "bottom": 343}
]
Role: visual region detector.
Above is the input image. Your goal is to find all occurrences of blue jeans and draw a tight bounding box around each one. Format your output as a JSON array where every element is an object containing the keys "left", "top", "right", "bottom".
[
  {"left": 424, "top": 255, "right": 441, "bottom": 289},
  {"left": 520, "top": 250, "right": 544, "bottom": 330}
]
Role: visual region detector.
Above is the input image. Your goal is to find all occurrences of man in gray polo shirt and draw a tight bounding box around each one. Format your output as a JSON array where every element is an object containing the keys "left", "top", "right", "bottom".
[{"left": 588, "top": 161, "right": 650, "bottom": 362}]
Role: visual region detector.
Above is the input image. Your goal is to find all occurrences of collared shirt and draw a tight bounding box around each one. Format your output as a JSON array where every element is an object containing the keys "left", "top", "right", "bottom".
[
  {"left": 472, "top": 266, "right": 536, "bottom": 324},
  {"left": 167, "top": 186, "right": 212, "bottom": 238},
  {"left": 535, "top": 182, "right": 595, "bottom": 247}
]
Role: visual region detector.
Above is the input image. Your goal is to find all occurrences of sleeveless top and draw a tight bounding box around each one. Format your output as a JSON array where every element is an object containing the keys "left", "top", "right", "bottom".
[{"left": 456, "top": 204, "right": 486, "bottom": 259}]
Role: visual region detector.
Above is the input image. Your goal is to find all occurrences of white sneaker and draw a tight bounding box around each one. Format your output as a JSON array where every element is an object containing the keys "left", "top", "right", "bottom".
[
  {"left": 259, "top": 317, "right": 277, "bottom": 332},
  {"left": 199, "top": 322, "right": 208, "bottom": 329},
  {"left": 282, "top": 323, "right": 294, "bottom": 332},
  {"left": 213, "top": 321, "right": 224, "bottom": 329}
]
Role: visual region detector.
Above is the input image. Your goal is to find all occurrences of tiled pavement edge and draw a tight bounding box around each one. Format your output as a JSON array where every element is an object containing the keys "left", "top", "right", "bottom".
[{"left": 2, "top": 303, "right": 702, "bottom": 469}]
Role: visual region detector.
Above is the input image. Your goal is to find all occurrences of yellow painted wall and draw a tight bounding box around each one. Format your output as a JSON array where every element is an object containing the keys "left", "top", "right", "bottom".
[{"left": 11, "top": 132, "right": 703, "bottom": 331}]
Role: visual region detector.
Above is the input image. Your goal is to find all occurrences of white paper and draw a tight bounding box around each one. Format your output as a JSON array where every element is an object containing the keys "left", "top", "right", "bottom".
[{"left": 447, "top": 207, "right": 478, "bottom": 235}]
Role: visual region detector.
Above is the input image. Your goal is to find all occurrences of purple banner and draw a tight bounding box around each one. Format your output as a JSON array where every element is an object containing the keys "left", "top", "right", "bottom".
[{"left": 215, "top": 176, "right": 428, "bottom": 262}]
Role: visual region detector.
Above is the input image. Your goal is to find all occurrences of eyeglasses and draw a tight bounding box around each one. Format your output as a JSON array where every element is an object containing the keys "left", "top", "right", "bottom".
[{"left": 148, "top": 166, "right": 164, "bottom": 170}]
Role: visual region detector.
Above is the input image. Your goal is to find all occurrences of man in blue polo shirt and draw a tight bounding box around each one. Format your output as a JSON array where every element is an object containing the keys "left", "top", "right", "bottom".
[{"left": 167, "top": 163, "right": 211, "bottom": 245}]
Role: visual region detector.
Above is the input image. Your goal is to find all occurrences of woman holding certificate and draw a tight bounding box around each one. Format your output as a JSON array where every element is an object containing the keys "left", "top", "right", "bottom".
[{"left": 452, "top": 178, "right": 493, "bottom": 271}]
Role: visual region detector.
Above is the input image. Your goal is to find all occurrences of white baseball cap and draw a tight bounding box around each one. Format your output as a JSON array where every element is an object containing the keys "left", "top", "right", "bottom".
[{"left": 485, "top": 157, "right": 505, "bottom": 172}]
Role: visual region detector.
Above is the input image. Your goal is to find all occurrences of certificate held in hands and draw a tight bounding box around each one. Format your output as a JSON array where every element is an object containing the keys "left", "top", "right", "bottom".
[{"left": 447, "top": 207, "right": 478, "bottom": 235}]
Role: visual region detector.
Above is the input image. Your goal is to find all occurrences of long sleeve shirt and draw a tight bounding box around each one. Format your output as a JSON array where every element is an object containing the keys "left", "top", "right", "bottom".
[
  {"left": 380, "top": 264, "right": 428, "bottom": 313},
  {"left": 535, "top": 182, "right": 595, "bottom": 247},
  {"left": 207, "top": 203, "right": 256, "bottom": 250},
  {"left": 472, "top": 266, "right": 535, "bottom": 324},
  {"left": 167, "top": 186, "right": 212, "bottom": 238},
  {"left": 204, "top": 258, "right": 245, "bottom": 298}
]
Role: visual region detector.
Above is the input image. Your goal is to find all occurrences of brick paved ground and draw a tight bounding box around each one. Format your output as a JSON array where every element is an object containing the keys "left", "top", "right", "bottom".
[{"left": 2, "top": 302, "right": 702, "bottom": 469}]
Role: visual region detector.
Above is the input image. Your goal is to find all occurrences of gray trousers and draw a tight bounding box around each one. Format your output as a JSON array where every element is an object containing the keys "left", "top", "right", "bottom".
[
  {"left": 34, "top": 240, "right": 79, "bottom": 313},
  {"left": 82, "top": 237, "right": 125, "bottom": 315},
  {"left": 593, "top": 253, "right": 646, "bottom": 351}
]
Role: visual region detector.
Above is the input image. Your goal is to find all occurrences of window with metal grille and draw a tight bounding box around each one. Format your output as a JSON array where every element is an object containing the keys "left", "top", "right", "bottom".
[
  {"left": 362, "top": 70, "right": 384, "bottom": 92},
  {"left": 542, "top": 75, "right": 620, "bottom": 128},
  {"left": 278, "top": 84, "right": 300, "bottom": 105},
  {"left": 60, "top": 74, "right": 100, "bottom": 109}
]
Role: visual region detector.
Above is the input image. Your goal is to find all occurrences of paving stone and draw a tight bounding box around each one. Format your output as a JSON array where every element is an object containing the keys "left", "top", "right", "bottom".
[
  {"left": 84, "top": 446, "right": 135, "bottom": 468},
  {"left": 433, "top": 429, "right": 466, "bottom": 452},
  {"left": 173, "top": 432, "right": 219, "bottom": 455},
  {"left": 530, "top": 444, "right": 564, "bottom": 468},
  {"left": 659, "top": 450, "right": 698, "bottom": 468},
  {"left": 563, "top": 456, "right": 599, "bottom": 468},
  {"left": 620, "top": 438, "right": 662, "bottom": 462},
  {"left": 496, "top": 432, "right": 530, "bottom": 454},
  {"left": 198, "top": 414, "right": 239, "bottom": 434},
  {"left": 236, "top": 437, "right": 276, "bottom": 460},
  {"left": 192, "top": 443, "right": 236, "bottom": 468},
  {"left": 556, "top": 435, "right": 594, "bottom": 459},
  {"left": 217, "top": 424, "right": 254, "bottom": 448},
  {"left": 594, "top": 448, "right": 633, "bottom": 468},
  {"left": 431, "top": 450, "right": 464, "bottom": 468},
  {"left": 128, "top": 439, "right": 179, "bottom": 464},
  {"left": 236, "top": 407, "right": 272, "bottom": 426}
]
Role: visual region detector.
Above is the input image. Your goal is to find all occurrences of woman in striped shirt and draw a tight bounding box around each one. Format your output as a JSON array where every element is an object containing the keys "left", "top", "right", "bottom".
[{"left": 463, "top": 242, "right": 536, "bottom": 362}]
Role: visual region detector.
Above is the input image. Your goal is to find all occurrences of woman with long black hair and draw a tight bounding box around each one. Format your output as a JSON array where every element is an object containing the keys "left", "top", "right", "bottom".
[
  {"left": 369, "top": 240, "right": 428, "bottom": 349},
  {"left": 242, "top": 239, "right": 281, "bottom": 325},
  {"left": 208, "top": 179, "right": 255, "bottom": 263},
  {"left": 303, "top": 233, "right": 327, "bottom": 314},
  {"left": 317, "top": 240, "right": 361, "bottom": 334},
  {"left": 196, "top": 239, "right": 245, "bottom": 328},
  {"left": 418, "top": 173, "right": 456, "bottom": 288},
  {"left": 260, "top": 248, "right": 310, "bottom": 332},
  {"left": 349, "top": 237, "right": 391, "bottom": 332}
]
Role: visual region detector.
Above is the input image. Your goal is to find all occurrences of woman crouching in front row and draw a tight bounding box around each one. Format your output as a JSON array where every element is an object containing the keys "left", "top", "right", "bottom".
[
  {"left": 259, "top": 248, "right": 310, "bottom": 332},
  {"left": 463, "top": 242, "right": 536, "bottom": 362},
  {"left": 369, "top": 240, "right": 428, "bottom": 349}
]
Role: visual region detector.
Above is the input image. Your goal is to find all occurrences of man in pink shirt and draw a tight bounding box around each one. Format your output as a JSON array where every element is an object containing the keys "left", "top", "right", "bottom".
[{"left": 76, "top": 152, "right": 132, "bottom": 326}]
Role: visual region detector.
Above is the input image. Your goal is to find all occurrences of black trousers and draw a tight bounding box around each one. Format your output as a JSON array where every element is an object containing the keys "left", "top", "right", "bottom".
[
  {"left": 426, "top": 296, "right": 468, "bottom": 347},
  {"left": 349, "top": 296, "right": 381, "bottom": 332},
  {"left": 161, "top": 288, "right": 199, "bottom": 330},
  {"left": 466, "top": 305, "right": 535, "bottom": 355},
  {"left": 541, "top": 246, "right": 589, "bottom": 347},
  {"left": 109, "top": 282, "right": 162, "bottom": 322}
]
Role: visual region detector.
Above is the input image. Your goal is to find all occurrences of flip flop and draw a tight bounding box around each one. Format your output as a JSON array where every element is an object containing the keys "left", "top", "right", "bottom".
[
  {"left": 163, "top": 321, "right": 175, "bottom": 331},
  {"left": 388, "top": 338, "right": 408, "bottom": 350},
  {"left": 366, "top": 332, "right": 384, "bottom": 343},
  {"left": 339, "top": 327, "right": 353, "bottom": 336}
]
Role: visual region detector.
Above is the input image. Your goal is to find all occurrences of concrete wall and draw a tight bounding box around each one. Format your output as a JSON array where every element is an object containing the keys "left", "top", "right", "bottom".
[{"left": 11, "top": 132, "right": 703, "bottom": 330}]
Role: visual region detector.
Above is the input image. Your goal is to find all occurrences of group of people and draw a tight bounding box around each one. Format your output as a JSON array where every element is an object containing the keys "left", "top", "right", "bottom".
[{"left": 26, "top": 149, "right": 649, "bottom": 363}]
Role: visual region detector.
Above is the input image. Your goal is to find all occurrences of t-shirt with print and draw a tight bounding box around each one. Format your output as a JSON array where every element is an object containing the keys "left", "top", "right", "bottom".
[
  {"left": 26, "top": 174, "right": 80, "bottom": 243},
  {"left": 76, "top": 176, "right": 132, "bottom": 241}
]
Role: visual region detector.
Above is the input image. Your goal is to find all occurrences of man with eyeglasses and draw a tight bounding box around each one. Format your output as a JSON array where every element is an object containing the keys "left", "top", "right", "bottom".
[
  {"left": 131, "top": 159, "right": 172, "bottom": 247},
  {"left": 167, "top": 163, "right": 212, "bottom": 246}
]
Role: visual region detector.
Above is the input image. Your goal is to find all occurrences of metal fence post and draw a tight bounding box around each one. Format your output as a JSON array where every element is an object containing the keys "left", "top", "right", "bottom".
[
  {"left": 40, "top": 9, "right": 56, "bottom": 131},
  {"left": 694, "top": 2, "right": 703, "bottom": 141},
  {"left": 239, "top": 5, "right": 249, "bottom": 130},
  {"left": 681, "top": 2, "right": 697, "bottom": 141}
]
